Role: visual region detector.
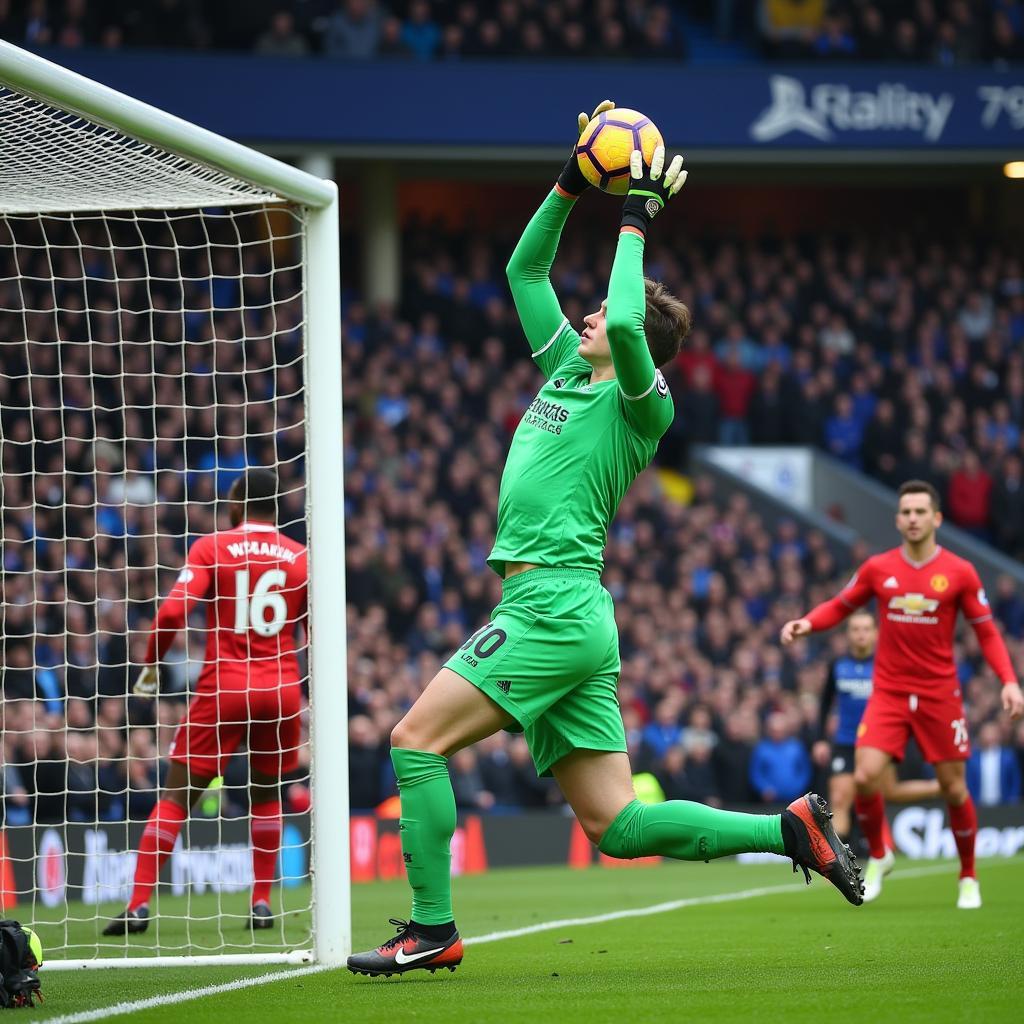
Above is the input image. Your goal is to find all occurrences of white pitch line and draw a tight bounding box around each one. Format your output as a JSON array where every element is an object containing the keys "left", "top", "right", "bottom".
[
  {"left": 40, "top": 964, "right": 331, "bottom": 1024},
  {"left": 464, "top": 861, "right": 960, "bottom": 945},
  {"left": 41, "top": 860, "right": 990, "bottom": 1023}
]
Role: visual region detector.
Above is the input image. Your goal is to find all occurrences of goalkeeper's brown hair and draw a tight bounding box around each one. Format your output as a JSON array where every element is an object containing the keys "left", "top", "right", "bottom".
[{"left": 644, "top": 278, "right": 691, "bottom": 368}]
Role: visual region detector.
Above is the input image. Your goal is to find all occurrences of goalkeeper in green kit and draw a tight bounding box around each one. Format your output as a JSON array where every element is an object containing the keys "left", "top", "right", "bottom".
[{"left": 348, "top": 103, "right": 863, "bottom": 979}]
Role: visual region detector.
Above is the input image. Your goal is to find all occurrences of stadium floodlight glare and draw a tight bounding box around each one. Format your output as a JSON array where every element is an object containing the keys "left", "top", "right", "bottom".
[
  {"left": 1003, "top": 161, "right": 1024, "bottom": 179},
  {"left": 0, "top": 41, "right": 348, "bottom": 969}
]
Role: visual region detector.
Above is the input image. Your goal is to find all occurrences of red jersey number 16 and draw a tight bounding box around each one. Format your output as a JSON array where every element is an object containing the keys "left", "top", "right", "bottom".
[{"left": 234, "top": 568, "right": 288, "bottom": 637}]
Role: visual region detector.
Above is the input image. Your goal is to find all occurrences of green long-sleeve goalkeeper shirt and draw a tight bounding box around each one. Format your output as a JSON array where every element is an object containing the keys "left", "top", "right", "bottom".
[{"left": 487, "top": 189, "right": 675, "bottom": 577}]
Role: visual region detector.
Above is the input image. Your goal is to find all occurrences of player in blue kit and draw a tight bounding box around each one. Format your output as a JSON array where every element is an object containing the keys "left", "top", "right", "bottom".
[{"left": 813, "top": 610, "right": 940, "bottom": 845}]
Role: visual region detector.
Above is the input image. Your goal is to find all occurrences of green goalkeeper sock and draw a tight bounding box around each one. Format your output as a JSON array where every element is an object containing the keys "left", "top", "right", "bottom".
[
  {"left": 390, "top": 747, "right": 457, "bottom": 925},
  {"left": 598, "top": 799, "right": 785, "bottom": 862}
]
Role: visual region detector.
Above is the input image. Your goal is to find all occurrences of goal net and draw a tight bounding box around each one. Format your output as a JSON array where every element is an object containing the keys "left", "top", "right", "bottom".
[{"left": 0, "top": 43, "right": 347, "bottom": 967}]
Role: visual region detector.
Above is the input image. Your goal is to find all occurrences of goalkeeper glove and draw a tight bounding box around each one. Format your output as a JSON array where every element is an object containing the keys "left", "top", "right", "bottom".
[
  {"left": 556, "top": 99, "right": 616, "bottom": 198},
  {"left": 620, "top": 146, "right": 687, "bottom": 237},
  {"left": 133, "top": 664, "right": 158, "bottom": 698}
]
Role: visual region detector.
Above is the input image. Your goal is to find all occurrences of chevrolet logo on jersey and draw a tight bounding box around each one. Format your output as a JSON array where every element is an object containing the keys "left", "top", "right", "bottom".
[{"left": 888, "top": 593, "right": 939, "bottom": 615}]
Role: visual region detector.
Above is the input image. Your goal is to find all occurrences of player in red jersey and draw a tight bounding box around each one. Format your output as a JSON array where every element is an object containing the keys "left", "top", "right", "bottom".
[
  {"left": 782, "top": 480, "right": 1023, "bottom": 909},
  {"left": 104, "top": 468, "right": 308, "bottom": 935}
]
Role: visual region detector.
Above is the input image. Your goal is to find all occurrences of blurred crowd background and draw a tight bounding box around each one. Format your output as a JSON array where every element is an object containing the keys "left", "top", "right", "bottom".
[
  {"left": 2, "top": 0, "right": 1022, "bottom": 66},
  {"left": 3, "top": 193, "right": 1023, "bottom": 829}
]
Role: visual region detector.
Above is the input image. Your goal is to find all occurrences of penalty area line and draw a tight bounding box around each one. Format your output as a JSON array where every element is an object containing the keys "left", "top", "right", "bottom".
[{"left": 46, "top": 860, "right": 992, "bottom": 1022}]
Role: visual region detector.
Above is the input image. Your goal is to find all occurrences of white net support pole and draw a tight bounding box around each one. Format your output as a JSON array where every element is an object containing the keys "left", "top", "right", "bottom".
[
  {"left": 0, "top": 41, "right": 348, "bottom": 969},
  {"left": 301, "top": 155, "right": 349, "bottom": 969}
]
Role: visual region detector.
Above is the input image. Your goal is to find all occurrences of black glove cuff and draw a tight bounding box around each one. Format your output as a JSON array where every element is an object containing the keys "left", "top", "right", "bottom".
[
  {"left": 557, "top": 154, "right": 589, "bottom": 198},
  {"left": 620, "top": 198, "right": 650, "bottom": 236}
]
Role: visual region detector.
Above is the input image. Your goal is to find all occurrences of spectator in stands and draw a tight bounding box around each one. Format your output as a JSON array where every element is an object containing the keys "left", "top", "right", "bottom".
[
  {"left": 401, "top": 0, "right": 441, "bottom": 59},
  {"left": 322, "top": 0, "right": 384, "bottom": 58},
  {"left": 825, "top": 393, "right": 863, "bottom": 468},
  {"left": 759, "top": 0, "right": 825, "bottom": 59},
  {"left": 967, "top": 721, "right": 1022, "bottom": 806},
  {"left": 947, "top": 450, "right": 993, "bottom": 538},
  {"left": 749, "top": 712, "right": 812, "bottom": 803},
  {"left": 255, "top": 10, "right": 310, "bottom": 57},
  {"left": 714, "top": 350, "right": 757, "bottom": 445},
  {"left": 991, "top": 454, "right": 1024, "bottom": 557}
]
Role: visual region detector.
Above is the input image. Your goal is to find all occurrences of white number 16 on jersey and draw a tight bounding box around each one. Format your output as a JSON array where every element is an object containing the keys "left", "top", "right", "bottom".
[{"left": 234, "top": 569, "right": 288, "bottom": 637}]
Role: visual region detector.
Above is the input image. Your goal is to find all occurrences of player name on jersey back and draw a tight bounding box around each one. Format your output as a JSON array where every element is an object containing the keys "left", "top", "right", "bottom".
[{"left": 225, "top": 538, "right": 301, "bottom": 564}]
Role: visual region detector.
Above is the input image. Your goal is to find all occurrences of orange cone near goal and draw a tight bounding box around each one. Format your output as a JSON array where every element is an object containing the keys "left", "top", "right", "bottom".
[
  {"left": 568, "top": 819, "right": 594, "bottom": 868},
  {"left": 0, "top": 833, "right": 16, "bottom": 910}
]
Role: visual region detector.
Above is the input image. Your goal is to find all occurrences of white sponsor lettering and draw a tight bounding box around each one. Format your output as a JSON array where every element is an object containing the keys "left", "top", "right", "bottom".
[
  {"left": 82, "top": 830, "right": 138, "bottom": 905},
  {"left": 81, "top": 831, "right": 253, "bottom": 902},
  {"left": 171, "top": 840, "right": 252, "bottom": 895},
  {"left": 978, "top": 85, "right": 1024, "bottom": 129},
  {"left": 892, "top": 807, "right": 1024, "bottom": 859},
  {"left": 836, "top": 675, "right": 873, "bottom": 699},
  {"left": 751, "top": 75, "right": 954, "bottom": 143}
]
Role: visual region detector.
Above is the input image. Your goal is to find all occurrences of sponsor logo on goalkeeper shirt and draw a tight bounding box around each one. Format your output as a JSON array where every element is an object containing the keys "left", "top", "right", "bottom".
[
  {"left": 523, "top": 396, "right": 570, "bottom": 435},
  {"left": 887, "top": 592, "right": 940, "bottom": 624},
  {"left": 750, "top": 75, "right": 954, "bottom": 143}
]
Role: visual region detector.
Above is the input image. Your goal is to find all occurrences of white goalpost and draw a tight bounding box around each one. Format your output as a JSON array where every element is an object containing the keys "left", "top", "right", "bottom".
[{"left": 0, "top": 41, "right": 349, "bottom": 968}]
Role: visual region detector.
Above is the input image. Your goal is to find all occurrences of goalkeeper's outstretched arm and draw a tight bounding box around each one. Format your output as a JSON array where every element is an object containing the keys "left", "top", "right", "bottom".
[
  {"left": 505, "top": 189, "right": 575, "bottom": 362},
  {"left": 506, "top": 101, "right": 614, "bottom": 375},
  {"left": 606, "top": 147, "right": 686, "bottom": 439}
]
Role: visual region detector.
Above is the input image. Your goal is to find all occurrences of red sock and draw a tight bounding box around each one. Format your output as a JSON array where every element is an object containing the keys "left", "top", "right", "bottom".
[
  {"left": 948, "top": 796, "right": 977, "bottom": 879},
  {"left": 854, "top": 792, "right": 888, "bottom": 859},
  {"left": 881, "top": 813, "right": 895, "bottom": 853},
  {"left": 129, "top": 799, "right": 188, "bottom": 911},
  {"left": 251, "top": 800, "right": 283, "bottom": 906}
]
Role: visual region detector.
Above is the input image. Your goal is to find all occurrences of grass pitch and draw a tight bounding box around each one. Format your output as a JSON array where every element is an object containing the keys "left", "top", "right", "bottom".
[{"left": 32, "top": 856, "right": 1022, "bottom": 1024}]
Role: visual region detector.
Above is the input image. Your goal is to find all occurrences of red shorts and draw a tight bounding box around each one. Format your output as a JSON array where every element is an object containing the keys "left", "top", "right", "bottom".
[
  {"left": 856, "top": 685, "right": 970, "bottom": 764},
  {"left": 169, "top": 685, "right": 303, "bottom": 778}
]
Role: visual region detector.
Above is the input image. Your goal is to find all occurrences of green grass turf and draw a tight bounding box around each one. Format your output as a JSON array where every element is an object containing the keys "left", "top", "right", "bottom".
[{"left": 31, "top": 857, "right": 1024, "bottom": 1024}]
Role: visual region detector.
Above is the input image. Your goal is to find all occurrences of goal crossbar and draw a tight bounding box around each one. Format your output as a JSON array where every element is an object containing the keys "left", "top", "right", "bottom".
[{"left": 0, "top": 41, "right": 333, "bottom": 213}]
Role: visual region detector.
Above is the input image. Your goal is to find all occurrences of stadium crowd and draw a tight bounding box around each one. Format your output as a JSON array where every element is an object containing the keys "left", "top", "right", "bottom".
[
  {"left": 0, "top": 0, "right": 689, "bottom": 62},
  {"left": 4, "top": 0, "right": 1022, "bottom": 65},
  {"left": 2, "top": 199, "right": 1023, "bottom": 829},
  {"left": 759, "top": 0, "right": 1024, "bottom": 64}
]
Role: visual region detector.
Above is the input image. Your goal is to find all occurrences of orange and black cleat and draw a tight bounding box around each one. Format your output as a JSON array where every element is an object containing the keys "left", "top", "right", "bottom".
[
  {"left": 347, "top": 919, "right": 463, "bottom": 978},
  {"left": 783, "top": 793, "right": 864, "bottom": 906}
]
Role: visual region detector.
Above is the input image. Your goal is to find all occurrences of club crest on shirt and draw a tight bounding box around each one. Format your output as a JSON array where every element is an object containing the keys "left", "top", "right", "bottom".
[{"left": 930, "top": 573, "right": 949, "bottom": 592}]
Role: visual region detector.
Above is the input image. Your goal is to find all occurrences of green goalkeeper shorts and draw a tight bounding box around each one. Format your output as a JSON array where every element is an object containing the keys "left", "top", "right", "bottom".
[{"left": 444, "top": 567, "right": 624, "bottom": 777}]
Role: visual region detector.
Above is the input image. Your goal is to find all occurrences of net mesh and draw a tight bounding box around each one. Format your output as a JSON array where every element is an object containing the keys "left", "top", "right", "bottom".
[
  {"left": 0, "top": 87, "right": 281, "bottom": 214},
  {"left": 0, "top": 81, "right": 315, "bottom": 961}
]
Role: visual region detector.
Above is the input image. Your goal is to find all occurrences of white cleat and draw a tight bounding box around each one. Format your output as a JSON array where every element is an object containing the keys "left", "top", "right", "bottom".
[
  {"left": 957, "top": 876, "right": 982, "bottom": 909},
  {"left": 862, "top": 848, "right": 895, "bottom": 903}
]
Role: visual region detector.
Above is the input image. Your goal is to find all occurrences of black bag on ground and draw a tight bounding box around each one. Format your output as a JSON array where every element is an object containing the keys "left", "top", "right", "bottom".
[{"left": 0, "top": 921, "right": 41, "bottom": 1009}]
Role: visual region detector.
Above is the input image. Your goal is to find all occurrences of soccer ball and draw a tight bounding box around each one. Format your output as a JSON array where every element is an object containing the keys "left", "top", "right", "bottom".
[{"left": 576, "top": 108, "right": 664, "bottom": 195}]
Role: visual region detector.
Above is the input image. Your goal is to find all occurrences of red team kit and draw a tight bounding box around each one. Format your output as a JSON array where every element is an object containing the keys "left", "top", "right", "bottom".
[
  {"left": 146, "top": 521, "right": 308, "bottom": 778},
  {"left": 805, "top": 545, "right": 1016, "bottom": 764}
]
